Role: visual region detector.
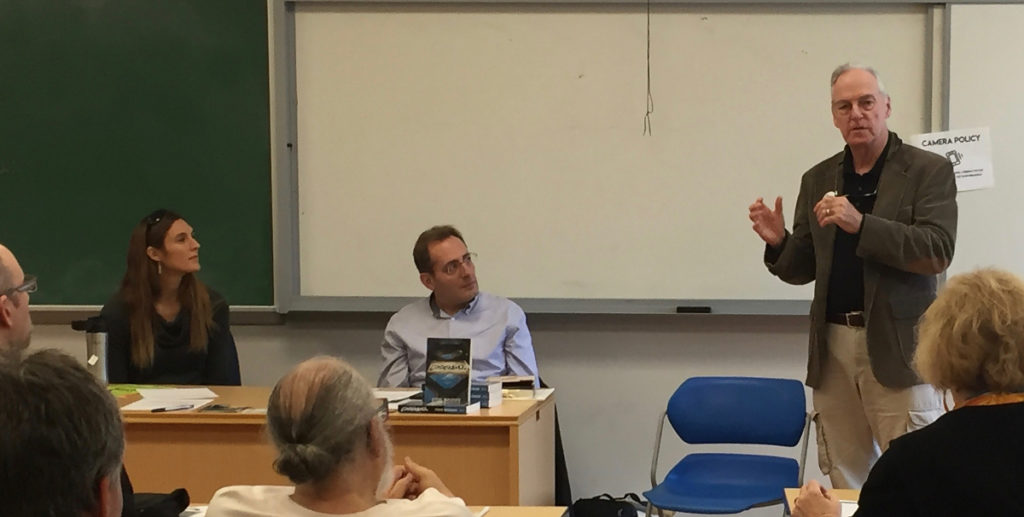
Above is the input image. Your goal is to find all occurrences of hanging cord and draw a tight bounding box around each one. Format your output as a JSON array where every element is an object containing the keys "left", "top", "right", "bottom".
[{"left": 643, "top": 0, "right": 654, "bottom": 135}]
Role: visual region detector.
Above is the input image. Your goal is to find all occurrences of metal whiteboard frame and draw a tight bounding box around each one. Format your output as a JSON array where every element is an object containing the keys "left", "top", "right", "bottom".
[{"left": 268, "top": 0, "right": 968, "bottom": 314}]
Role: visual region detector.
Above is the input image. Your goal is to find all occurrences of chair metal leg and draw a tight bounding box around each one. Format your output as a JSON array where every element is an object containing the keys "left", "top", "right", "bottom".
[
  {"left": 650, "top": 411, "right": 667, "bottom": 489},
  {"left": 645, "top": 502, "right": 667, "bottom": 517},
  {"left": 797, "top": 412, "right": 812, "bottom": 485},
  {"left": 647, "top": 412, "right": 666, "bottom": 517}
]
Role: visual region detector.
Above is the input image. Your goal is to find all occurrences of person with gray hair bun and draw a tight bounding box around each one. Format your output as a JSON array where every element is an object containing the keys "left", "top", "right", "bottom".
[{"left": 207, "top": 356, "right": 474, "bottom": 517}]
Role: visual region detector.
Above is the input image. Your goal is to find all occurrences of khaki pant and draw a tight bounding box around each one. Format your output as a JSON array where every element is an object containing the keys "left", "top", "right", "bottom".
[{"left": 812, "top": 323, "right": 944, "bottom": 489}]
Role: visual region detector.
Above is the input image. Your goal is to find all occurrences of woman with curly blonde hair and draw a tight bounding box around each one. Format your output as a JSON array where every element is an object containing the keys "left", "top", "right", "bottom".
[{"left": 794, "top": 268, "right": 1024, "bottom": 516}]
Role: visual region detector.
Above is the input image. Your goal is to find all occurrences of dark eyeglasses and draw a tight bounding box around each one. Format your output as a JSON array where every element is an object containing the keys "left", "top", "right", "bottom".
[
  {"left": 846, "top": 189, "right": 878, "bottom": 203},
  {"left": 145, "top": 209, "right": 169, "bottom": 230},
  {"left": 834, "top": 174, "right": 879, "bottom": 205},
  {"left": 438, "top": 252, "right": 477, "bottom": 275},
  {"left": 375, "top": 398, "right": 389, "bottom": 422},
  {"left": 1, "top": 274, "right": 37, "bottom": 299}
]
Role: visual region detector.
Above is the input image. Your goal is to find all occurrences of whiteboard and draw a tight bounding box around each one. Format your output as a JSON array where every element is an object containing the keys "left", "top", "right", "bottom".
[
  {"left": 948, "top": 4, "right": 1024, "bottom": 279},
  {"left": 288, "top": 3, "right": 932, "bottom": 308}
]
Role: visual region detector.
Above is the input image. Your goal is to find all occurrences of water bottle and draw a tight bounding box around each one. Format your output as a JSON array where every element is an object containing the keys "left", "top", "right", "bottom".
[{"left": 71, "top": 316, "right": 108, "bottom": 384}]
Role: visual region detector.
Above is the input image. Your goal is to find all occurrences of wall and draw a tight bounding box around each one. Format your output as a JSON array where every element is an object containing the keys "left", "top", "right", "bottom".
[{"left": 947, "top": 4, "right": 1024, "bottom": 280}]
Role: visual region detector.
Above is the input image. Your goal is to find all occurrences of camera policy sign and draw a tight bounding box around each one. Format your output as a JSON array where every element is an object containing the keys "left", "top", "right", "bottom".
[{"left": 910, "top": 127, "right": 993, "bottom": 191}]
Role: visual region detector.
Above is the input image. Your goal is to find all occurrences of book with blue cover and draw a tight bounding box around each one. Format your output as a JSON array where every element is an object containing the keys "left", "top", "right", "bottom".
[
  {"left": 396, "top": 399, "right": 481, "bottom": 414},
  {"left": 470, "top": 381, "right": 503, "bottom": 408},
  {"left": 422, "top": 337, "right": 472, "bottom": 405}
]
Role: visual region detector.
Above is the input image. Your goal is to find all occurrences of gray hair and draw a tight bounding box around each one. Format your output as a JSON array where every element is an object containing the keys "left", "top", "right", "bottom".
[
  {"left": 831, "top": 62, "right": 888, "bottom": 97},
  {"left": 0, "top": 349, "right": 125, "bottom": 516},
  {"left": 267, "top": 356, "right": 378, "bottom": 485}
]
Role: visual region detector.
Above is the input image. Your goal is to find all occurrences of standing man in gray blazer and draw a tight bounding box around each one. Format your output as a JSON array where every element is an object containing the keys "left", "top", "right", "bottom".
[{"left": 748, "top": 63, "right": 957, "bottom": 489}]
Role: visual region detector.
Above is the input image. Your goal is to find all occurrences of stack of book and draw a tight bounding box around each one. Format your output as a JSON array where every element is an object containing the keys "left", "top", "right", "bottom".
[
  {"left": 487, "top": 375, "right": 537, "bottom": 399},
  {"left": 397, "top": 399, "right": 480, "bottom": 414},
  {"left": 471, "top": 380, "right": 503, "bottom": 409},
  {"left": 486, "top": 375, "right": 536, "bottom": 390}
]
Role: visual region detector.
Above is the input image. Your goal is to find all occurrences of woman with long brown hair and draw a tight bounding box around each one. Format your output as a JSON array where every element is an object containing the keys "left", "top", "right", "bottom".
[{"left": 101, "top": 209, "right": 240, "bottom": 385}]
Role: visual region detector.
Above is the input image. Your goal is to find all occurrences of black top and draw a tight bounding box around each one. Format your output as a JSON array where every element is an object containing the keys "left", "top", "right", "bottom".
[
  {"left": 855, "top": 401, "right": 1024, "bottom": 516},
  {"left": 825, "top": 135, "right": 890, "bottom": 314},
  {"left": 101, "top": 289, "right": 241, "bottom": 385}
]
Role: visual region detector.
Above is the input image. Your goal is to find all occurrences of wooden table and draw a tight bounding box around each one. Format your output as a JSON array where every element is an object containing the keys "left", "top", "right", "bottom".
[
  {"left": 185, "top": 505, "right": 566, "bottom": 517},
  {"left": 119, "top": 386, "right": 555, "bottom": 505},
  {"left": 784, "top": 488, "right": 860, "bottom": 513},
  {"left": 473, "top": 507, "right": 565, "bottom": 517}
]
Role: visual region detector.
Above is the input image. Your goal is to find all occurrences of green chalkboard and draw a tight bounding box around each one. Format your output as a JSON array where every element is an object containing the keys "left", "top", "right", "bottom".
[{"left": 0, "top": 0, "right": 272, "bottom": 305}]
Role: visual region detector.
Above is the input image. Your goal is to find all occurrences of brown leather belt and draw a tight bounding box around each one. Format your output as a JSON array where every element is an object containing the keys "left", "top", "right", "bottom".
[{"left": 826, "top": 311, "right": 866, "bottom": 327}]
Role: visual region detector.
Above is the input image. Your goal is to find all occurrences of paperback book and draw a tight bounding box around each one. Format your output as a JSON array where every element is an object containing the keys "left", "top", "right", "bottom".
[
  {"left": 397, "top": 400, "right": 481, "bottom": 414},
  {"left": 470, "top": 381, "right": 503, "bottom": 408},
  {"left": 423, "top": 338, "right": 472, "bottom": 405}
]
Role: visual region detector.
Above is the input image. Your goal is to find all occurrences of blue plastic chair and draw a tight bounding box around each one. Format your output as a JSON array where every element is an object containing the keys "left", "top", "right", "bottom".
[{"left": 643, "top": 377, "right": 810, "bottom": 516}]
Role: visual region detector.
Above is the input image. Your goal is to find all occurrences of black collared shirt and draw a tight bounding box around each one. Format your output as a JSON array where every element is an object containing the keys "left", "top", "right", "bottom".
[{"left": 826, "top": 134, "right": 892, "bottom": 314}]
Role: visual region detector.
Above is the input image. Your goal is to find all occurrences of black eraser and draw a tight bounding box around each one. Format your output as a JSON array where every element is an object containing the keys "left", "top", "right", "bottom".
[{"left": 676, "top": 306, "right": 712, "bottom": 314}]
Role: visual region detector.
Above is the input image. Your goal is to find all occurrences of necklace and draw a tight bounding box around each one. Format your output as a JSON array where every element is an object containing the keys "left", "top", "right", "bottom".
[{"left": 960, "top": 392, "right": 1024, "bottom": 408}]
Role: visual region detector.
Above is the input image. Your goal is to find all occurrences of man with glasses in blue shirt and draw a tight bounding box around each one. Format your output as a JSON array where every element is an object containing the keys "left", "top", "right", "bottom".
[
  {"left": 377, "top": 225, "right": 539, "bottom": 388},
  {"left": 0, "top": 244, "right": 35, "bottom": 352},
  {"left": 747, "top": 64, "right": 958, "bottom": 489}
]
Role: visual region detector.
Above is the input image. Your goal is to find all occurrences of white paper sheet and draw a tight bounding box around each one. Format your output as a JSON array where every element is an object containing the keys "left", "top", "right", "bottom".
[
  {"left": 180, "top": 505, "right": 208, "bottom": 517},
  {"left": 533, "top": 388, "right": 555, "bottom": 400},
  {"left": 137, "top": 387, "right": 219, "bottom": 400},
  {"left": 503, "top": 388, "right": 555, "bottom": 400},
  {"left": 121, "top": 398, "right": 214, "bottom": 412},
  {"left": 373, "top": 388, "right": 421, "bottom": 402},
  {"left": 840, "top": 500, "right": 858, "bottom": 517}
]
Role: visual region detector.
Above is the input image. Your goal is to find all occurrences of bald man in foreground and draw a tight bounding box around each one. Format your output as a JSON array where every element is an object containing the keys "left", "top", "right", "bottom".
[{"left": 0, "top": 244, "right": 35, "bottom": 352}]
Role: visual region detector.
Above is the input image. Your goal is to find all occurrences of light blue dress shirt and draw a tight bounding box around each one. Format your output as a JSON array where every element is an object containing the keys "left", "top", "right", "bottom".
[{"left": 377, "top": 292, "right": 539, "bottom": 388}]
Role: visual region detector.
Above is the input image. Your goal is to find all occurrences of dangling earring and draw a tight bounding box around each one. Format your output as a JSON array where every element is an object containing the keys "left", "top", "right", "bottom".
[{"left": 157, "top": 262, "right": 163, "bottom": 276}]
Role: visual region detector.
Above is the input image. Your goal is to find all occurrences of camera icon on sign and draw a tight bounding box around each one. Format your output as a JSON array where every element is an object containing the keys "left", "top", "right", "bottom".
[{"left": 946, "top": 149, "right": 963, "bottom": 167}]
